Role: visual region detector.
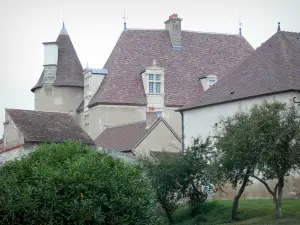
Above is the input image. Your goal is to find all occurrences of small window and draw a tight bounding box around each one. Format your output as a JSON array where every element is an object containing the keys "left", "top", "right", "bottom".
[
  {"left": 208, "top": 79, "right": 216, "bottom": 87},
  {"left": 148, "top": 73, "right": 162, "bottom": 94}
]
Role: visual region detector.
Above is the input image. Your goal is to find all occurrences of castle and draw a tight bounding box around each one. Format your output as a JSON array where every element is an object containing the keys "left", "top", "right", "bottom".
[{"left": 1, "top": 13, "right": 253, "bottom": 155}]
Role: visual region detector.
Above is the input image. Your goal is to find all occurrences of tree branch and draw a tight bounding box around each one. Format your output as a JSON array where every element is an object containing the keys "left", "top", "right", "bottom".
[{"left": 242, "top": 174, "right": 275, "bottom": 196}]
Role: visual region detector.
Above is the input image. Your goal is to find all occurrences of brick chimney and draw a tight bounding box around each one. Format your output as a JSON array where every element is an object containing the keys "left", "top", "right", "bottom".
[
  {"left": 146, "top": 111, "right": 162, "bottom": 129},
  {"left": 164, "top": 13, "right": 183, "bottom": 49}
]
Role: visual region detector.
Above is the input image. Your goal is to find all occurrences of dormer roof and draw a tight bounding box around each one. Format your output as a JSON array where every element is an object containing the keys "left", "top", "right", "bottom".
[{"left": 31, "top": 24, "right": 83, "bottom": 92}]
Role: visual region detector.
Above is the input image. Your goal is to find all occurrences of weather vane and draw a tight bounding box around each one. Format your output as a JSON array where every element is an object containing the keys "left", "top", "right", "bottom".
[
  {"left": 123, "top": 9, "right": 128, "bottom": 31},
  {"left": 238, "top": 17, "right": 242, "bottom": 36}
]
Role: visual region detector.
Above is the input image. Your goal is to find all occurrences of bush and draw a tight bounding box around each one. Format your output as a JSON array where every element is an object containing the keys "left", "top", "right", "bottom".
[{"left": 0, "top": 141, "right": 160, "bottom": 225}]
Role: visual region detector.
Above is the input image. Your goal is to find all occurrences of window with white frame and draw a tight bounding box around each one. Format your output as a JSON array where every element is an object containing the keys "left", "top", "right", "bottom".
[{"left": 148, "top": 74, "right": 162, "bottom": 94}]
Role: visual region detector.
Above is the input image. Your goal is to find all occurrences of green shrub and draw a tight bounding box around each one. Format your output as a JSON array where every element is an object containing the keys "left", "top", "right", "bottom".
[{"left": 0, "top": 141, "right": 160, "bottom": 225}]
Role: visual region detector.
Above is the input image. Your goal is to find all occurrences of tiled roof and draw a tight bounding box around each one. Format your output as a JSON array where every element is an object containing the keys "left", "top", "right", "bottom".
[
  {"left": 95, "top": 118, "right": 181, "bottom": 152},
  {"left": 179, "top": 31, "right": 300, "bottom": 111},
  {"left": 95, "top": 121, "right": 148, "bottom": 152},
  {"left": 31, "top": 27, "right": 83, "bottom": 92},
  {"left": 89, "top": 29, "right": 253, "bottom": 107},
  {"left": 6, "top": 109, "right": 94, "bottom": 145}
]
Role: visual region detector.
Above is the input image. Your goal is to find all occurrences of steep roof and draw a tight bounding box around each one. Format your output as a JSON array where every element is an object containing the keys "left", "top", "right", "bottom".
[
  {"left": 0, "top": 139, "right": 3, "bottom": 149},
  {"left": 179, "top": 31, "right": 300, "bottom": 111},
  {"left": 6, "top": 109, "right": 94, "bottom": 145},
  {"left": 89, "top": 29, "right": 254, "bottom": 107},
  {"left": 31, "top": 26, "right": 83, "bottom": 92},
  {"left": 95, "top": 118, "right": 181, "bottom": 152}
]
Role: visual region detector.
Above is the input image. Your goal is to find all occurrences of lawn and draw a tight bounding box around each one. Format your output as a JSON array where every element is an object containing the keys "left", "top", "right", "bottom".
[{"left": 172, "top": 200, "right": 300, "bottom": 225}]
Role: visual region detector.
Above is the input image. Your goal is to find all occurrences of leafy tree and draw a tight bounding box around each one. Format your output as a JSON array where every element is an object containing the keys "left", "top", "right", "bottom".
[
  {"left": 214, "top": 100, "right": 300, "bottom": 218},
  {"left": 0, "top": 141, "right": 161, "bottom": 225},
  {"left": 249, "top": 101, "right": 300, "bottom": 217},
  {"left": 214, "top": 109, "right": 259, "bottom": 222},
  {"left": 139, "top": 138, "right": 216, "bottom": 223}
]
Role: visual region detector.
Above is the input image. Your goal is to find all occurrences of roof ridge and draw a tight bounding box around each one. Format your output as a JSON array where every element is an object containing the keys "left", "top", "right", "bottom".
[
  {"left": 107, "top": 120, "right": 146, "bottom": 129},
  {"left": 6, "top": 108, "right": 71, "bottom": 115},
  {"left": 126, "top": 28, "right": 239, "bottom": 36}
]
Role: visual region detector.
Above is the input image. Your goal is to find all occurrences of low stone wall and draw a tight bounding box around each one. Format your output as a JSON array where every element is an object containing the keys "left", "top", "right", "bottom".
[
  {"left": 213, "top": 174, "right": 300, "bottom": 200},
  {"left": 0, "top": 144, "right": 35, "bottom": 166}
]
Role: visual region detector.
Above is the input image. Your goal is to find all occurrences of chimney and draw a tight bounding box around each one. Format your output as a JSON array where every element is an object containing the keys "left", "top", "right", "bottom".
[
  {"left": 146, "top": 111, "right": 161, "bottom": 129},
  {"left": 164, "top": 13, "right": 183, "bottom": 49},
  {"left": 43, "top": 42, "right": 58, "bottom": 66},
  {"left": 42, "top": 42, "right": 58, "bottom": 85}
]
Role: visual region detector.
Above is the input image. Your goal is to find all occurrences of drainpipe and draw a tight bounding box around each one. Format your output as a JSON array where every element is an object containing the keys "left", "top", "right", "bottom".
[{"left": 180, "top": 111, "right": 185, "bottom": 152}]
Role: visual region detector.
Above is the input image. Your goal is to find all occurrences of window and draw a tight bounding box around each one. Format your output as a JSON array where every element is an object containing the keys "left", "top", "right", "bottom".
[
  {"left": 208, "top": 79, "right": 216, "bottom": 87},
  {"left": 148, "top": 74, "right": 162, "bottom": 94}
]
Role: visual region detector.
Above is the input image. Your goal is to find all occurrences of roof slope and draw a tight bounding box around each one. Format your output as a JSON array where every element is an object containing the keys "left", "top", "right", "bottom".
[
  {"left": 31, "top": 26, "right": 83, "bottom": 92},
  {"left": 95, "top": 118, "right": 181, "bottom": 152},
  {"left": 179, "top": 31, "right": 300, "bottom": 111},
  {"left": 6, "top": 109, "right": 94, "bottom": 145},
  {"left": 95, "top": 121, "right": 147, "bottom": 152},
  {"left": 89, "top": 29, "right": 254, "bottom": 107}
]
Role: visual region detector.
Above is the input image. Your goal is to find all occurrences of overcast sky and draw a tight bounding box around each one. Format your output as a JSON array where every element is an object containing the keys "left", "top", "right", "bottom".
[{"left": 0, "top": 0, "right": 299, "bottom": 136}]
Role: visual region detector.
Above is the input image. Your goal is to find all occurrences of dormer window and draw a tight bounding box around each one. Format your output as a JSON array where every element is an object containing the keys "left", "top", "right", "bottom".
[
  {"left": 198, "top": 74, "right": 218, "bottom": 91},
  {"left": 149, "top": 74, "right": 162, "bottom": 94},
  {"left": 208, "top": 78, "right": 217, "bottom": 87}
]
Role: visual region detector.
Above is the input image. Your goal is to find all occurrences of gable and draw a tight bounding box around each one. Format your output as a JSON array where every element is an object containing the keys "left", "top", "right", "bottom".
[{"left": 134, "top": 120, "right": 181, "bottom": 155}]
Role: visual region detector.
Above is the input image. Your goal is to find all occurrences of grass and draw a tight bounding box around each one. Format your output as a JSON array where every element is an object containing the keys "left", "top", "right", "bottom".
[{"left": 171, "top": 200, "right": 300, "bottom": 225}]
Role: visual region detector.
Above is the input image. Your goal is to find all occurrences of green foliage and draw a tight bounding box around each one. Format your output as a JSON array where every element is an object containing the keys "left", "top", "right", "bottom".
[
  {"left": 0, "top": 141, "right": 161, "bottom": 225},
  {"left": 214, "top": 100, "right": 300, "bottom": 217},
  {"left": 172, "top": 200, "right": 300, "bottom": 225},
  {"left": 139, "top": 138, "right": 216, "bottom": 223}
]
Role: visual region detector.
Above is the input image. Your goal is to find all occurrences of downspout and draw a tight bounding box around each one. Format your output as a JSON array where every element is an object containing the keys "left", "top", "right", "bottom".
[{"left": 180, "top": 111, "right": 185, "bottom": 152}]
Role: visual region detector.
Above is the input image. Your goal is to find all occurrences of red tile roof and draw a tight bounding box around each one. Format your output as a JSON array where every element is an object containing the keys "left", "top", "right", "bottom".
[
  {"left": 6, "top": 109, "right": 94, "bottom": 145},
  {"left": 95, "top": 118, "right": 180, "bottom": 152},
  {"left": 0, "top": 144, "right": 24, "bottom": 154},
  {"left": 179, "top": 31, "right": 300, "bottom": 111},
  {"left": 31, "top": 27, "right": 83, "bottom": 92},
  {"left": 88, "top": 29, "right": 254, "bottom": 107}
]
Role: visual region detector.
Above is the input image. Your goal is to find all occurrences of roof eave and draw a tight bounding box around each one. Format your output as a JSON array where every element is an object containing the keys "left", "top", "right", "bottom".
[{"left": 178, "top": 89, "right": 300, "bottom": 112}]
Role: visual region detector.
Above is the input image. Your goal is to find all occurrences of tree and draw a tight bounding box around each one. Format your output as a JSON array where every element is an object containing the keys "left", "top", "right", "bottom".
[
  {"left": 214, "top": 109, "right": 259, "bottom": 222},
  {"left": 139, "top": 138, "right": 216, "bottom": 223},
  {"left": 0, "top": 141, "right": 161, "bottom": 225},
  {"left": 249, "top": 101, "right": 300, "bottom": 217},
  {"left": 214, "top": 100, "right": 300, "bottom": 219}
]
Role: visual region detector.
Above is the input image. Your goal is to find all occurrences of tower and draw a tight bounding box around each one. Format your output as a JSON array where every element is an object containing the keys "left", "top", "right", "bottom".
[{"left": 31, "top": 23, "right": 84, "bottom": 114}]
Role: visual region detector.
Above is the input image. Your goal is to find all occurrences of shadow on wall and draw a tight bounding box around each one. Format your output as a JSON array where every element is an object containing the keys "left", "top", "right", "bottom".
[{"left": 214, "top": 176, "right": 300, "bottom": 200}]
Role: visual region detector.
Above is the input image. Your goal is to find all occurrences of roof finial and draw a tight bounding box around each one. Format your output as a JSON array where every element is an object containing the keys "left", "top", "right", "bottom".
[
  {"left": 153, "top": 59, "right": 156, "bottom": 66},
  {"left": 277, "top": 22, "right": 281, "bottom": 32},
  {"left": 123, "top": 9, "right": 127, "bottom": 31},
  {"left": 238, "top": 17, "right": 242, "bottom": 37}
]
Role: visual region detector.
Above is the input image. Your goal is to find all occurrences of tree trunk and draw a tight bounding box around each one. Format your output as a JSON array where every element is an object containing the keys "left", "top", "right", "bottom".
[
  {"left": 232, "top": 175, "right": 249, "bottom": 222},
  {"left": 275, "top": 177, "right": 284, "bottom": 218}
]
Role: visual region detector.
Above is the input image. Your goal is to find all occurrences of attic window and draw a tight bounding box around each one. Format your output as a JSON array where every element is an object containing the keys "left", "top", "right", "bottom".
[
  {"left": 208, "top": 78, "right": 217, "bottom": 87},
  {"left": 149, "top": 74, "right": 161, "bottom": 94}
]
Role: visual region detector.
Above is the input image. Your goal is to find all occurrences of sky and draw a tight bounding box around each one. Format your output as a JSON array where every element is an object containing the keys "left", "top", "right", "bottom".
[{"left": 0, "top": 0, "right": 299, "bottom": 136}]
